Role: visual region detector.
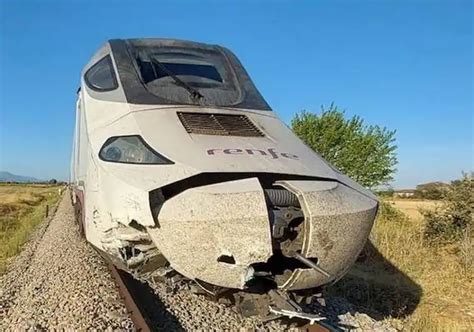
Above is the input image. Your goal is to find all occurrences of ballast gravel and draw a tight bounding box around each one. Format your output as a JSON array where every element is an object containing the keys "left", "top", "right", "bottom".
[
  {"left": 0, "top": 193, "right": 133, "bottom": 330},
  {"left": 0, "top": 191, "right": 396, "bottom": 331},
  {"left": 140, "top": 278, "right": 397, "bottom": 331}
]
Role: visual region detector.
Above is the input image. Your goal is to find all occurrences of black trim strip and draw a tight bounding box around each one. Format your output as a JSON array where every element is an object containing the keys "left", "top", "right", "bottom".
[{"left": 152, "top": 172, "right": 334, "bottom": 201}]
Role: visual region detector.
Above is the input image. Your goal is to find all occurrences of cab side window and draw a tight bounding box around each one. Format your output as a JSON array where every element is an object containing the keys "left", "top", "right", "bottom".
[{"left": 84, "top": 55, "right": 118, "bottom": 91}]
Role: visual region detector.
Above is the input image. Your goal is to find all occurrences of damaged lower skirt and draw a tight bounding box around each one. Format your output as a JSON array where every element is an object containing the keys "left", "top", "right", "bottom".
[{"left": 99, "top": 222, "right": 168, "bottom": 277}]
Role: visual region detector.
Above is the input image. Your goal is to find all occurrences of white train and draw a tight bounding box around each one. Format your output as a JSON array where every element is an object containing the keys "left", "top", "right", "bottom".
[{"left": 71, "top": 38, "right": 378, "bottom": 318}]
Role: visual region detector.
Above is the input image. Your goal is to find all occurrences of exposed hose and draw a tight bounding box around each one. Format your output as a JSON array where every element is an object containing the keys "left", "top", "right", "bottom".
[{"left": 264, "top": 189, "right": 300, "bottom": 207}]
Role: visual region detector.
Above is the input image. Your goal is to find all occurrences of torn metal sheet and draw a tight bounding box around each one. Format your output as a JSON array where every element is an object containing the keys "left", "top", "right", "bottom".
[{"left": 269, "top": 307, "right": 326, "bottom": 325}]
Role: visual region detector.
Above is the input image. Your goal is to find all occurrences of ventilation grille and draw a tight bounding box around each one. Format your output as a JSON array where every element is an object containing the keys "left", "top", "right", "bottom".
[{"left": 177, "top": 112, "right": 264, "bottom": 137}]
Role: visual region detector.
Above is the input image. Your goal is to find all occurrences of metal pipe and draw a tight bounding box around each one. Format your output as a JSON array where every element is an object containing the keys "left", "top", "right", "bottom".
[{"left": 293, "top": 253, "right": 331, "bottom": 278}]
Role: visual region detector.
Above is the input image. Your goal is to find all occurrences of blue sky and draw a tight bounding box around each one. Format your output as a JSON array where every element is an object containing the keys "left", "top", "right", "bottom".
[{"left": 0, "top": 0, "right": 472, "bottom": 188}]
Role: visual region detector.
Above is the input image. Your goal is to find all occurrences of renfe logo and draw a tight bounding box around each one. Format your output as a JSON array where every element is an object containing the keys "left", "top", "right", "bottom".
[{"left": 207, "top": 148, "right": 299, "bottom": 160}]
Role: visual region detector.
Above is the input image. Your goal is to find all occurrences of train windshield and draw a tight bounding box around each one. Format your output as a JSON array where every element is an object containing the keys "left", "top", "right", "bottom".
[
  {"left": 106, "top": 39, "right": 271, "bottom": 110},
  {"left": 133, "top": 47, "right": 240, "bottom": 106}
]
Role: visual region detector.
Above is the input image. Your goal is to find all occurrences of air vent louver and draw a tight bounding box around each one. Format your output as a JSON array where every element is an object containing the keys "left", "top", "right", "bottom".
[{"left": 177, "top": 112, "right": 264, "bottom": 137}]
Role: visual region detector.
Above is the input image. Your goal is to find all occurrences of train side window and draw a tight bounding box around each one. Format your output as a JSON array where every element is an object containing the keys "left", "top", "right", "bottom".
[{"left": 84, "top": 55, "right": 118, "bottom": 91}]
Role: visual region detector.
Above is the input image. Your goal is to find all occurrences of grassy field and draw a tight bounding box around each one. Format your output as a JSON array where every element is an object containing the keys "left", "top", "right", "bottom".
[
  {"left": 389, "top": 199, "right": 439, "bottom": 221},
  {"left": 327, "top": 198, "right": 473, "bottom": 331},
  {"left": 0, "top": 184, "right": 62, "bottom": 273}
]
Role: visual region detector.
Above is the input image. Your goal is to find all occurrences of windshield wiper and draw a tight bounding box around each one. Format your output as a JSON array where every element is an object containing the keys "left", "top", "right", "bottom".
[{"left": 147, "top": 54, "right": 204, "bottom": 102}]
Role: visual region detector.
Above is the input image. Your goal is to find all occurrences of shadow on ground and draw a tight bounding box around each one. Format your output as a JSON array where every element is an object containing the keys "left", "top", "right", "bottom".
[
  {"left": 119, "top": 270, "right": 184, "bottom": 332},
  {"left": 324, "top": 240, "right": 423, "bottom": 323}
]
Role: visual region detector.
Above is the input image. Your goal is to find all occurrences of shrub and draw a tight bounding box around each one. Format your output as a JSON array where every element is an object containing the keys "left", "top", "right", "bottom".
[
  {"left": 423, "top": 173, "right": 473, "bottom": 243},
  {"left": 378, "top": 201, "right": 409, "bottom": 224}
]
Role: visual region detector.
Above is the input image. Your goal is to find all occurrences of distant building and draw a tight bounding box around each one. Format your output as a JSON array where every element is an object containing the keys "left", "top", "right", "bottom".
[{"left": 394, "top": 189, "right": 416, "bottom": 198}]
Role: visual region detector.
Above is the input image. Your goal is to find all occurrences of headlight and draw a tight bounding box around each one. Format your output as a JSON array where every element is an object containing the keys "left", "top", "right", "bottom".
[{"left": 99, "top": 135, "right": 173, "bottom": 164}]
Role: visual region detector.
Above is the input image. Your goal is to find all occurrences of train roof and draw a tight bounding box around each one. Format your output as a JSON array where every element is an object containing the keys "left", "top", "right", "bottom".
[{"left": 82, "top": 38, "right": 271, "bottom": 111}]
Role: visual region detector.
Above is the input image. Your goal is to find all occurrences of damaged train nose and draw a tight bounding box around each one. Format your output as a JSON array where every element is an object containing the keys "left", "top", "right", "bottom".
[
  {"left": 72, "top": 38, "right": 380, "bottom": 321},
  {"left": 147, "top": 176, "right": 378, "bottom": 292},
  {"left": 147, "top": 177, "right": 274, "bottom": 289}
]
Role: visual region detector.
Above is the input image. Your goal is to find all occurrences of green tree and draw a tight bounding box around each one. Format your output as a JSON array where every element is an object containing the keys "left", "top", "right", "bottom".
[{"left": 291, "top": 103, "right": 397, "bottom": 188}]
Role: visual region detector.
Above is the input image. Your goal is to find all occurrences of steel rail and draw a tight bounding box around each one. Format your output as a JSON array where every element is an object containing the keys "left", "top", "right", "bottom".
[{"left": 107, "top": 263, "right": 151, "bottom": 332}]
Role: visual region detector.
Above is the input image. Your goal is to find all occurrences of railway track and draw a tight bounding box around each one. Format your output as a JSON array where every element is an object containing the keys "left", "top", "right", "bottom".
[
  {"left": 108, "top": 264, "right": 151, "bottom": 332},
  {"left": 107, "top": 263, "right": 334, "bottom": 332}
]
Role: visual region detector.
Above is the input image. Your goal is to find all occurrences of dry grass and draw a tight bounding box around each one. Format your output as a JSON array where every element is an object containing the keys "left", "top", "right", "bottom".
[
  {"left": 327, "top": 199, "right": 474, "bottom": 331},
  {"left": 0, "top": 184, "right": 61, "bottom": 273},
  {"left": 388, "top": 199, "right": 439, "bottom": 221}
]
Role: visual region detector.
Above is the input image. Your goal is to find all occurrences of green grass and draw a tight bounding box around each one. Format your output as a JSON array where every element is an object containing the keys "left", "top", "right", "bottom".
[{"left": 0, "top": 184, "right": 61, "bottom": 273}]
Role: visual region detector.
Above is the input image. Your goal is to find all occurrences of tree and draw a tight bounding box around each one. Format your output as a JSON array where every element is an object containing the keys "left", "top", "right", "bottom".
[
  {"left": 291, "top": 103, "right": 397, "bottom": 188},
  {"left": 414, "top": 182, "right": 449, "bottom": 200},
  {"left": 375, "top": 187, "right": 395, "bottom": 198}
]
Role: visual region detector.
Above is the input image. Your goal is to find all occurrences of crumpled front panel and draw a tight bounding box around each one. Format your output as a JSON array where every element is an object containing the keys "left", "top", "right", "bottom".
[{"left": 147, "top": 177, "right": 272, "bottom": 289}]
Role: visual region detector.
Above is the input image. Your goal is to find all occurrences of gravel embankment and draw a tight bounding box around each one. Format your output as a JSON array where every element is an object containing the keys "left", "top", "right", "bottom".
[
  {"left": 142, "top": 278, "right": 397, "bottom": 331},
  {"left": 0, "top": 191, "right": 395, "bottom": 331},
  {"left": 143, "top": 278, "right": 287, "bottom": 331},
  {"left": 0, "top": 193, "right": 133, "bottom": 330}
]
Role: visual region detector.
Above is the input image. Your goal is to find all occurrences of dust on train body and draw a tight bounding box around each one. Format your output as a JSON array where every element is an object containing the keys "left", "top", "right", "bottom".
[{"left": 71, "top": 38, "right": 378, "bottom": 316}]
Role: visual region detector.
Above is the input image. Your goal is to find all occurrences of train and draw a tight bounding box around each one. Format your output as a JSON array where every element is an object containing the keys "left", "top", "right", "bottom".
[{"left": 70, "top": 38, "right": 378, "bottom": 320}]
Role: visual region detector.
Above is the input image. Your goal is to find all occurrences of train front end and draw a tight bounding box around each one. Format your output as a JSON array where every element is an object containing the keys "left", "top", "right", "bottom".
[{"left": 71, "top": 38, "right": 378, "bottom": 317}]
